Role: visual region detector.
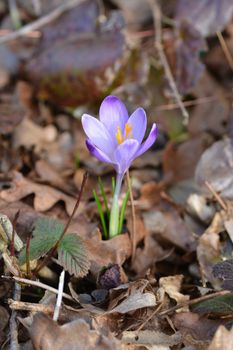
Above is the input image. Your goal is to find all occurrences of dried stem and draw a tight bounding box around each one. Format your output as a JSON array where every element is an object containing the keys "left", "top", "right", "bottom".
[
  {"left": 216, "top": 31, "right": 233, "bottom": 72},
  {"left": 53, "top": 269, "right": 65, "bottom": 321},
  {"left": 9, "top": 299, "right": 54, "bottom": 314},
  {"left": 2, "top": 275, "right": 73, "bottom": 301},
  {"left": 34, "top": 172, "right": 88, "bottom": 274},
  {"left": 126, "top": 170, "right": 136, "bottom": 262},
  {"left": 147, "top": 0, "right": 189, "bottom": 124},
  {"left": 159, "top": 290, "right": 230, "bottom": 317},
  {"left": 9, "top": 282, "right": 21, "bottom": 350},
  {"left": 205, "top": 181, "right": 227, "bottom": 211},
  {"left": 0, "top": 0, "right": 85, "bottom": 44}
]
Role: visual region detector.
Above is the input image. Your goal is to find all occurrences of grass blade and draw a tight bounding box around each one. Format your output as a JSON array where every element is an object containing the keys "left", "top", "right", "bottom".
[
  {"left": 93, "top": 190, "right": 108, "bottom": 239},
  {"left": 98, "top": 177, "right": 110, "bottom": 218}
]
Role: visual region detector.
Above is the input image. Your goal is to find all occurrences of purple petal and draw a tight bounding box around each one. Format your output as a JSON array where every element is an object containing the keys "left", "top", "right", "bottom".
[
  {"left": 114, "top": 139, "right": 140, "bottom": 175},
  {"left": 82, "top": 114, "right": 114, "bottom": 154},
  {"left": 136, "top": 123, "right": 158, "bottom": 157},
  {"left": 86, "top": 139, "right": 114, "bottom": 165},
  {"left": 127, "top": 107, "right": 147, "bottom": 143},
  {"left": 99, "top": 96, "right": 129, "bottom": 140}
]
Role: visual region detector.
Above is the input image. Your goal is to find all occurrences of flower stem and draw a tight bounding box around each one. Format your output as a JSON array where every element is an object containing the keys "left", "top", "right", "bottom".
[{"left": 109, "top": 173, "right": 123, "bottom": 238}]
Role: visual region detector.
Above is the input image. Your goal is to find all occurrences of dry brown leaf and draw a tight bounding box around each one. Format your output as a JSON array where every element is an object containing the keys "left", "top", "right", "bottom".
[
  {"left": 107, "top": 290, "right": 156, "bottom": 314},
  {"left": 35, "top": 159, "right": 73, "bottom": 193},
  {"left": 86, "top": 229, "right": 131, "bottom": 275},
  {"left": 0, "top": 93, "right": 25, "bottom": 135},
  {"left": 197, "top": 212, "right": 225, "bottom": 287},
  {"left": 0, "top": 172, "right": 84, "bottom": 217},
  {"left": 174, "top": 312, "right": 220, "bottom": 342},
  {"left": 132, "top": 234, "right": 168, "bottom": 276},
  {"left": 208, "top": 325, "right": 233, "bottom": 350},
  {"left": 162, "top": 135, "right": 211, "bottom": 184},
  {"left": 13, "top": 118, "right": 57, "bottom": 151},
  {"left": 159, "top": 275, "right": 189, "bottom": 309},
  {"left": 24, "top": 313, "right": 121, "bottom": 350},
  {"left": 195, "top": 138, "right": 233, "bottom": 200},
  {"left": 143, "top": 207, "right": 196, "bottom": 252},
  {"left": 188, "top": 72, "right": 231, "bottom": 137}
]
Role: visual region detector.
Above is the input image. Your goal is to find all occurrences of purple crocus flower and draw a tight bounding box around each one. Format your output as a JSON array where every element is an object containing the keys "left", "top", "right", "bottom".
[{"left": 81, "top": 95, "right": 158, "bottom": 176}]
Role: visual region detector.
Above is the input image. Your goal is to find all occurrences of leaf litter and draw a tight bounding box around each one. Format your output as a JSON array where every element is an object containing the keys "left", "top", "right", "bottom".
[{"left": 0, "top": 0, "right": 233, "bottom": 349}]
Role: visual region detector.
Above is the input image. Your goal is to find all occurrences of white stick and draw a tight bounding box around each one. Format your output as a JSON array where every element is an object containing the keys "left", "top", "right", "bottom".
[{"left": 53, "top": 270, "right": 65, "bottom": 321}]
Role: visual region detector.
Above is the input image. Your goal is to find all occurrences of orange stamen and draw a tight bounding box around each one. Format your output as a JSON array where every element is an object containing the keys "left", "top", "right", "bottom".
[
  {"left": 116, "top": 126, "right": 123, "bottom": 144},
  {"left": 125, "top": 123, "right": 132, "bottom": 138}
]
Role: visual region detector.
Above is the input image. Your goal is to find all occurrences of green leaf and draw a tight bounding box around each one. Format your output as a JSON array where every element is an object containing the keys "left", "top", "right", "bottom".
[
  {"left": 93, "top": 189, "right": 108, "bottom": 239},
  {"left": 18, "top": 217, "right": 64, "bottom": 265},
  {"left": 98, "top": 177, "right": 110, "bottom": 218},
  {"left": 191, "top": 293, "right": 233, "bottom": 315},
  {"left": 58, "top": 233, "right": 90, "bottom": 277}
]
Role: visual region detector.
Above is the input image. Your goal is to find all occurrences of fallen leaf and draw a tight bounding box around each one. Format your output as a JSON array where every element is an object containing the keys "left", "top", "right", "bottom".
[
  {"left": 159, "top": 275, "right": 189, "bottom": 307},
  {"left": 176, "top": 0, "right": 233, "bottom": 36},
  {"left": 163, "top": 136, "right": 211, "bottom": 184},
  {"left": 195, "top": 138, "right": 233, "bottom": 200},
  {"left": 0, "top": 171, "right": 83, "bottom": 217},
  {"left": 24, "top": 312, "right": 121, "bottom": 350},
  {"left": 143, "top": 206, "right": 196, "bottom": 252},
  {"left": 174, "top": 312, "right": 220, "bottom": 341},
  {"left": 208, "top": 325, "right": 233, "bottom": 350}
]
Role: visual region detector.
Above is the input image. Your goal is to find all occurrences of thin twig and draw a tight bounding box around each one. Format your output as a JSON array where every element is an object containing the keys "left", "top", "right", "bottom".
[
  {"left": 158, "top": 290, "right": 230, "bottom": 317},
  {"left": 155, "top": 93, "right": 232, "bottom": 112},
  {"left": 2, "top": 275, "right": 73, "bottom": 301},
  {"left": 9, "top": 299, "right": 54, "bottom": 314},
  {"left": 9, "top": 282, "right": 21, "bottom": 350},
  {"left": 205, "top": 181, "right": 227, "bottom": 211},
  {"left": 147, "top": 0, "right": 189, "bottom": 124},
  {"left": 136, "top": 302, "right": 164, "bottom": 332},
  {"left": 53, "top": 269, "right": 65, "bottom": 321},
  {"left": 126, "top": 170, "right": 136, "bottom": 262},
  {"left": 0, "top": 0, "right": 85, "bottom": 44},
  {"left": 216, "top": 31, "right": 233, "bottom": 72},
  {"left": 34, "top": 172, "right": 88, "bottom": 274}
]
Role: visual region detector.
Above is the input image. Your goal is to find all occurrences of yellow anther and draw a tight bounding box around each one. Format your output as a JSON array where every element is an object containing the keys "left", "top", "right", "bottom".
[
  {"left": 116, "top": 126, "right": 124, "bottom": 144},
  {"left": 125, "top": 123, "right": 132, "bottom": 138},
  {"left": 115, "top": 123, "right": 133, "bottom": 144}
]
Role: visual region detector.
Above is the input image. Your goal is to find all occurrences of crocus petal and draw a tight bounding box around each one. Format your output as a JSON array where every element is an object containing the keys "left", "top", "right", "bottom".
[
  {"left": 114, "top": 139, "right": 140, "bottom": 175},
  {"left": 136, "top": 123, "right": 158, "bottom": 157},
  {"left": 86, "top": 139, "right": 114, "bottom": 165},
  {"left": 82, "top": 114, "right": 115, "bottom": 154},
  {"left": 99, "top": 96, "right": 129, "bottom": 140},
  {"left": 127, "top": 107, "right": 147, "bottom": 143}
]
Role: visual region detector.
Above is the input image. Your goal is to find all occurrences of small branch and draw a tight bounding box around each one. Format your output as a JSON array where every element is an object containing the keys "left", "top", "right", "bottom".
[
  {"left": 216, "top": 31, "right": 233, "bottom": 72},
  {"left": 205, "top": 181, "right": 227, "bottom": 211},
  {"left": 9, "top": 299, "right": 54, "bottom": 314},
  {"left": 9, "top": 282, "right": 21, "bottom": 350},
  {"left": 2, "top": 275, "right": 73, "bottom": 301},
  {"left": 126, "top": 171, "right": 136, "bottom": 262},
  {"left": 158, "top": 290, "right": 230, "bottom": 317},
  {"left": 147, "top": 0, "right": 189, "bottom": 124},
  {"left": 34, "top": 172, "right": 88, "bottom": 274},
  {"left": 0, "top": 0, "right": 85, "bottom": 44},
  {"left": 155, "top": 93, "right": 232, "bottom": 112},
  {"left": 53, "top": 270, "right": 65, "bottom": 321}
]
